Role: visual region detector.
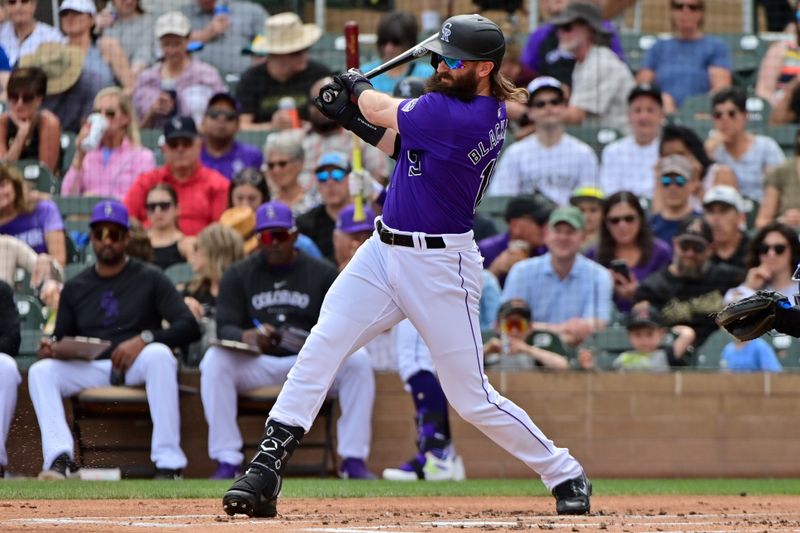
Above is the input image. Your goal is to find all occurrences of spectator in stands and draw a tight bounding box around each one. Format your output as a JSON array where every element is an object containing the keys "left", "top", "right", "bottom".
[
  {"left": 62, "top": 86, "right": 156, "bottom": 199},
  {"left": 756, "top": 0, "right": 800, "bottom": 116},
  {"left": 649, "top": 154, "right": 701, "bottom": 244},
  {"left": 0, "top": 66, "right": 60, "bottom": 172},
  {"left": 569, "top": 186, "right": 604, "bottom": 251},
  {"left": 656, "top": 123, "right": 737, "bottom": 213},
  {"left": 303, "top": 76, "right": 389, "bottom": 185},
  {"left": 724, "top": 222, "right": 800, "bottom": 303},
  {"left": 59, "top": 0, "right": 133, "bottom": 91},
  {"left": 0, "top": 279, "right": 20, "bottom": 480},
  {"left": 95, "top": 0, "right": 155, "bottom": 80},
  {"left": 361, "top": 11, "right": 435, "bottom": 95},
  {"left": 705, "top": 88, "right": 784, "bottom": 201},
  {"left": 30, "top": 199, "right": 200, "bottom": 480},
  {"left": 487, "top": 76, "right": 598, "bottom": 204},
  {"left": 702, "top": 185, "right": 749, "bottom": 269},
  {"left": 503, "top": 206, "right": 612, "bottom": 347},
  {"left": 634, "top": 216, "right": 743, "bottom": 346},
  {"left": 199, "top": 92, "right": 262, "bottom": 180},
  {"left": 586, "top": 191, "right": 672, "bottom": 313},
  {"left": 236, "top": 13, "right": 330, "bottom": 131},
  {"left": 0, "top": 233, "right": 59, "bottom": 289},
  {"left": 479, "top": 195, "right": 553, "bottom": 286},
  {"left": 133, "top": 11, "right": 226, "bottom": 129},
  {"left": 265, "top": 131, "right": 318, "bottom": 216},
  {"left": 483, "top": 298, "right": 570, "bottom": 370},
  {"left": 182, "top": 0, "right": 268, "bottom": 79},
  {"left": 0, "top": 0, "right": 64, "bottom": 66},
  {"left": 599, "top": 84, "right": 664, "bottom": 199},
  {"left": 145, "top": 183, "right": 191, "bottom": 270},
  {"left": 612, "top": 304, "right": 693, "bottom": 371},
  {"left": 201, "top": 201, "right": 377, "bottom": 480},
  {"left": 125, "top": 116, "right": 229, "bottom": 236},
  {"left": 0, "top": 164, "right": 65, "bottom": 266},
  {"left": 721, "top": 337, "right": 782, "bottom": 372},
  {"left": 520, "top": 0, "right": 625, "bottom": 85},
  {"left": 757, "top": 129, "right": 800, "bottom": 228},
  {"left": 553, "top": 2, "right": 635, "bottom": 133},
  {"left": 296, "top": 151, "right": 353, "bottom": 261},
  {"left": 637, "top": 0, "right": 732, "bottom": 113}
]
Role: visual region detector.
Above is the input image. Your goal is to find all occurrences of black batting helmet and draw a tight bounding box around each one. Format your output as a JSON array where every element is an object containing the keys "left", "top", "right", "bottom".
[
  {"left": 423, "top": 14, "right": 506, "bottom": 68},
  {"left": 393, "top": 77, "right": 426, "bottom": 98}
]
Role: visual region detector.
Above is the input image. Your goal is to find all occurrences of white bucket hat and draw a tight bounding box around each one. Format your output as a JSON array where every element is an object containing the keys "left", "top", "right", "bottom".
[{"left": 244, "top": 12, "right": 322, "bottom": 55}]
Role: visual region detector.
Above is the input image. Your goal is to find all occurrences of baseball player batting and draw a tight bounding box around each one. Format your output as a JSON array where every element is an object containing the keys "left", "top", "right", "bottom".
[{"left": 223, "top": 14, "right": 591, "bottom": 518}]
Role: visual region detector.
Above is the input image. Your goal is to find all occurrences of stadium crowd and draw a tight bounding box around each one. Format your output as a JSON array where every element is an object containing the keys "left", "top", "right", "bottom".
[{"left": 1, "top": 0, "right": 799, "bottom": 481}]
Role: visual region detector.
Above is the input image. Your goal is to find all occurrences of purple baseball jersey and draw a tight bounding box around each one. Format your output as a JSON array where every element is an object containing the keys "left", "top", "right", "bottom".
[
  {"left": 382, "top": 92, "right": 508, "bottom": 235},
  {"left": 201, "top": 141, "right": 263, "bottom": 180},
  {"left": 0, "top": 200, "right": 64, "bottom": 254}
]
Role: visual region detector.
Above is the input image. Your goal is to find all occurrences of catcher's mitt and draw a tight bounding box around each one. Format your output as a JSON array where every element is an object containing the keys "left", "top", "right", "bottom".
[{"left": 714, "top": 290, "right": 791, "bottom": 341}]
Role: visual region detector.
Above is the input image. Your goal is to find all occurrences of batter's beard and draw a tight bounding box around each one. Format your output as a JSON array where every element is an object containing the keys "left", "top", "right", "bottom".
[{"left": 425, "top": 70, "right": 480, "bottom": 102}]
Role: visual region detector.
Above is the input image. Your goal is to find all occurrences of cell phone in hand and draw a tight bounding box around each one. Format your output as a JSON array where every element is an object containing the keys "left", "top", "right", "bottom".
[{"left": 609, "top": 259, "right": 631, "bottom": 280}]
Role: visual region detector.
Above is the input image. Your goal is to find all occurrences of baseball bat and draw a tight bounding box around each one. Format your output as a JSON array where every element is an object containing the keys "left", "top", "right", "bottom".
[{"left": 344, "top": 20, "right": 366, "bottom": 222}]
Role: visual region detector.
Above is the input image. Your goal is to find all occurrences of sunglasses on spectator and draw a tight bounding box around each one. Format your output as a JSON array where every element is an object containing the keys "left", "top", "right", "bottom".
[
  {"left": 758, "top": 243, "right": 788, "bottom": 255},
  {"left": 531, "top": 97, "right": 564, "bottom": 109},
  {"left": 206, "top": 109, "right": 237, "bottom": 121},
  {"left": 259, "top": 230, "right": 292, "bottom": 245},
  {"left": 661, "top": 174, "right": 688, "bottom": 187},
  {"left": 556, "top": 22, "right": 576, "bottom": 32},
  {"left": 93, "top": 108, "right": 117, "bottom": 118},
  {"left": 5, "top": 0, "right": 32, "bottom": 5},
  {"left": 267, "top": 160, "right": 291, "bottom": 170},
  {"left": 145, "top": 201, "right": 173, "bottom": 212},
  {"left": 91, "top": 226, "right": 126, "bottom": 242},
  {"left": 432, "top": 54, "right": 465, "bottom": 70},
  {"left": 7, "top": 92, "right": 36, "bottom": 103},
  {"left": 166, "top": 137, "right": 193, "bottom": 149},
  {"left": 671, "top": 2, "right": 702, "bottom": 11},
  {"left": 607, "top": 214, "right": 637, "bottom": 225},
  {"left": 678, "top": 239, "right": 707, "bottom": 254},
  {"left": 712, "top": 109, "right": 739, "bottom": 119},
  {"left": 316, "top": 168, "right": 347, "bottom": 182}
]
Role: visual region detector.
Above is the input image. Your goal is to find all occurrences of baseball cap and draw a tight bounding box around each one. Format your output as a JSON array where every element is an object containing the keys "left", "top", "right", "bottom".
[
  {"left": 498, "top": 299, "right": 532, "bottom": 321},
  {"left": 207, "top": 92, "right": 241, "bottom": 114},
  {"left": 675, "top": 216, "right": 713, "bottom": 244},
  {"left": 702, "top": 185, "right": 745, "bottom": 212},
  {"left": 548, "top": 206, "right": 585, "bottom": 230},
  {"left": 625, "top": 304, "right": 663, "bottom": 330},
  {"left": 156, "top": 11, "right": 192, "bottom": 39},
  {"left": 658, "top": 154, "right": 693, "bottom": 178},
  {"left": 569, "top": 186, "right": 605, "bottom": 205},
  {"left": 628, "top": 84, "right": 663, "bottom": 106},
  {"left": 336, "top": 204, "right": 376, "bottom": 234},
  {"left": 526, "top": 76, "right": 564, "bottom": 101},
  {"left": 59, "top": 0, "right": 97, "bottom": 15},
  {"left": 255, "top": 201, "right": 295, "bottom": 232},
  {"left": 90, "top": 200, "right": 129, "bottom": 229},
  {"left": 163, "top": 116, "right": 198, "bottom": 141},
  {"left": 315, "top": 151, "right": 350, "bottom": 172},
  {"left": 504, "top": 195, "right": 554, "bottom": 225}
]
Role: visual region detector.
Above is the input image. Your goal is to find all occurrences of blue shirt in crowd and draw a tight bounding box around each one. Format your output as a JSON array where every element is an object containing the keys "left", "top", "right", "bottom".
[{"left": 721, "top": 338, "right": 782, "bottom": 372}]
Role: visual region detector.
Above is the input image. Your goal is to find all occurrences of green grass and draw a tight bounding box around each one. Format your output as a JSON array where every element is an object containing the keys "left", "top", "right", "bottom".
[{"left": 1, "top": 479, "right": 800, "bottom": 500}]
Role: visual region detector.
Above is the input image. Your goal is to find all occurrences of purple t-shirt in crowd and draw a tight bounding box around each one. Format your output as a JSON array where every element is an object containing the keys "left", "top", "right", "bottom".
[
  {"left": 0, "top": 200, "right": 64, "bottom": 254},
  {"left": 383, "top": 92, "right": 507, "bottom": 234},
  {"left": 520, "top": 22, "right": 625, "bottom": 74},
  {"left": 200, "top": 140, "right": 263, "bottom": 180},
  {"left": 585, "top": 238, "right": 673, "bottom": 312}
]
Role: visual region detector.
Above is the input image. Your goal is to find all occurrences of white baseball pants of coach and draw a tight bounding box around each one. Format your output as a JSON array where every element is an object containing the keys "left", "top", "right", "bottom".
[
  {"left": 271, "top": 219, "right": 585, "bottom": 490},
  {"left": 200, "top": 347, "right": 375, "bottom": 466},
  {"left": 27, "top": 343, "right": 187, "bottom": 471},
  {"left": 0, "top": 353, "right": 20, "bottom": 468}
]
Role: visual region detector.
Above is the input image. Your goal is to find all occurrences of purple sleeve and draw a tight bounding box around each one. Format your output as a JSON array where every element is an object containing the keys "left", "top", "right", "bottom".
[
  {"left": 520, "top": 26, "right": 553, "bottom": 72},
  {"left": 605, "top": 22, "right": 626, "bottom": 62},
  {"left": 38, "top": 200, "right": 64, "bottom": 232},
  {"left": 396, "top": 93, "right": 454, "bottom": 153}
]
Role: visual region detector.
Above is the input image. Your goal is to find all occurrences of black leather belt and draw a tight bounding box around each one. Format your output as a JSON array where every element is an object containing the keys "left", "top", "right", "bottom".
[{"left": 377, "top": 221, "right": 446, "bottom": 249}]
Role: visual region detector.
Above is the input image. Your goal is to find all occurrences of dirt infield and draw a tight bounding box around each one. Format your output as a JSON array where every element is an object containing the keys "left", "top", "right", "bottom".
[{"left": 2, "top": 495, "right": 800, "bottom": 532}]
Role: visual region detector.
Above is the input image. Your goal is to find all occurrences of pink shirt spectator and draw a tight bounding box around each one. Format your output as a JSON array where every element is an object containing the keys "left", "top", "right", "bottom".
[{"left": 60, "top": 138, "right": 156, "bottom": 200}]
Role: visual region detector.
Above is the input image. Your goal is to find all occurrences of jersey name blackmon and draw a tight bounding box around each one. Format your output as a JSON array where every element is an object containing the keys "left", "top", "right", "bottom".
[
  {"left": 468, "top": 118, "right": 507, "bottom": 166},
  {"left": 252, "top": 290, "right": 310, "bottom": 310}
]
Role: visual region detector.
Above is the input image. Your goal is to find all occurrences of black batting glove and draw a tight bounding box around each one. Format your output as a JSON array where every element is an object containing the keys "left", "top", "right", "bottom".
[
  {"left": 315, "top": 80, "right": 358, "bottom": 127},
  {"left": 337, "top": 68, "right": 373, "bottom": 102}
]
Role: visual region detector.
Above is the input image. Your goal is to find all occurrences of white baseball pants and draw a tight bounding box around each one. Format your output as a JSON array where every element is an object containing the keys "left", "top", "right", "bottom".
[
  {"left": 200, "top": 346, "right": 375, "bottom": 466},
  {"left": 0, "top": 353, "right": 20, "bottom": 467},
  {"left": 27, "top": 343, "right": 187, "bottom": 471},
  {"left": 271, "top": 220, "right": 584, "bottom": 490}
]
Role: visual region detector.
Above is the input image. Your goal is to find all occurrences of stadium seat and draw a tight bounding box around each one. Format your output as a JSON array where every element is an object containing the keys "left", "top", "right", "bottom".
[
  {"left": 140, "top": 129, "right": 165, "bottom": 166},
  {"left": 236, "top": 130, "right": 272, "bottom": 150},
  {"left": 693, "top": 328, "right": 734, "bottom": 369},
  {"left": 64, "top": 262, "right": 88, "bottom": 281},
  {"left": 565, "top": 126, "right": 621, "bottom": 157},
  {"left": 528, "top": 330, "right": 569, "bottom": 357},
  {"left": 581, "top": 325, "right": 632, "bottom": 370},
  {"left": 165, "top": 262, "right": 193, "bottom": 287},
  {"left": 16, "top": 160, "right": 57, "bottom": 194},
  {"left": 762, "top": 333, "right": 800, "bottom": 369},
  {"left": 717, "top": 33, "right": 766, "bottom": 89},
  {"left": 14, "top": 294, "right": 46, "bottom": 357},
  {"left": 238, "top": 384, "right": 336, "bottom": 476},
  {"left": 60, "top": 132, "right": 76, "bottom": 177},
  {"left": 764, "top": 124, "right": 797, "bottom": 155},
  {"left": 742, "top": 196, "right": 760, "bottom": 230}
]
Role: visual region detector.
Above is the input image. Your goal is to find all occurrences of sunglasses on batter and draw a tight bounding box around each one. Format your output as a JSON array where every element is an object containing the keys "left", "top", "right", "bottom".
[
  {"left": 316, "top": 169, "right": 347, "bottom": 182},
  {"left": 432, "top": 54, "right": 465, "bottom": 70},
  {"left": 259, "top": 230, "right": 292, "bottom": 245}
]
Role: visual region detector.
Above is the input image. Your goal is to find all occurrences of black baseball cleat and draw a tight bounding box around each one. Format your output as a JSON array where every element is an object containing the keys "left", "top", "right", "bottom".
[
  {"left": 222, "top": 420, "right": 304, "bottom": 518},
  {"left": 552, "top": 473, "right": 592, "bottom": 515}
]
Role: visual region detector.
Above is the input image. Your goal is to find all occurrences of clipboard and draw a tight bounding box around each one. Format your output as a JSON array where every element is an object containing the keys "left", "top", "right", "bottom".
[
  {"left": 53, "top": 336, "right": 112, "bottom": 360},
  {"left": 209, "top": 339, "right": 262, "bottom": 356}
]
